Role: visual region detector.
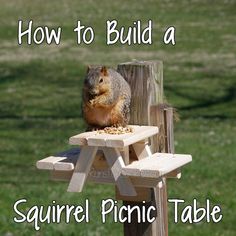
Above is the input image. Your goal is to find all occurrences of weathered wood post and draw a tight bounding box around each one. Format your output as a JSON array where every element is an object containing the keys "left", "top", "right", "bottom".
[{"left": 117, "top": 60, "right": 169, "bottom": 236}]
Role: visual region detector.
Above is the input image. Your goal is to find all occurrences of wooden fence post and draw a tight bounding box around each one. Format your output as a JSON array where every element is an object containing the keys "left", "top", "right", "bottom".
[{"left": 117, "top": 61, "right": 168, "bottom": 236}]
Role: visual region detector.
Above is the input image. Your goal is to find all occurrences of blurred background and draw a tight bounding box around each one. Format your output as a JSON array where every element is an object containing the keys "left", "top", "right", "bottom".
[{"left": 0, "top": 0, "right": 235, "bottom": 235}]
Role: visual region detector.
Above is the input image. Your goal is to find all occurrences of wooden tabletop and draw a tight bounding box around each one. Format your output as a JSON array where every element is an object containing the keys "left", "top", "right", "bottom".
[{"left": 69, "top": 125, "right": 159, "bottom": 148}]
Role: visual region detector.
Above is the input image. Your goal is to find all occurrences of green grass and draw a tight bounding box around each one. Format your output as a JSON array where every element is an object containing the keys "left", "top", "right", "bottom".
[{"left": 0, "top": 0, "right": 236, "bottom": 235}]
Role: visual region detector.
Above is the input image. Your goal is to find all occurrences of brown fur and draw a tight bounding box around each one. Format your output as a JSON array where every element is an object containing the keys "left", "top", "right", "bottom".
[{"left": 82, "top": 66, "right": 131, "bottom": 129}]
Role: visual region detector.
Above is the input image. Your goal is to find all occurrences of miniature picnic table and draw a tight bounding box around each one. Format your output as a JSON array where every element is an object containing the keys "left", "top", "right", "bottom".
[{"left": 37, "top": 125, "right": 192, "bottom": 197}]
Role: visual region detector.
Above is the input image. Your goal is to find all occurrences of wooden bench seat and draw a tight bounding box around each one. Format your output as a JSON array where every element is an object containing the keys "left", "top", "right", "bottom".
[
  {"left": 36, "top": 148, "right": 80, "bottom": 171},
  {"left": 122, "top": 153, "right": 192, "bottom": 178}
]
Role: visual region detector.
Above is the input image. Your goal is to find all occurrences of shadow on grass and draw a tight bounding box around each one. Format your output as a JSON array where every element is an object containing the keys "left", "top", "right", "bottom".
[
  {"left": 166, "top": 86, "right": 236, "bottom": 113},
  {"left": 0, "top": 62, "right": 42, "bottom": 84}
]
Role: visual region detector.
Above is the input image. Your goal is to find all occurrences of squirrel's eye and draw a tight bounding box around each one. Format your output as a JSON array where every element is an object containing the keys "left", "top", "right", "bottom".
[{"left": 99, "top": 78, "right": 103, "bottom": 83}]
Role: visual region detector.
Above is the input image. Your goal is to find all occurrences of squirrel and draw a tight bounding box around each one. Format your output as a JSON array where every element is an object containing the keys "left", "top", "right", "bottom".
[{"left": 82, "top": 66, "right": 131, "bottom": 130}]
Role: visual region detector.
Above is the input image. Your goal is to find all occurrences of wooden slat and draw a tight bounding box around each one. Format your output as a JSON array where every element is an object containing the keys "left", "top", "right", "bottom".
[
  {"left": 122, "top": 153, "right": 192, "bottom": 178},
  {"left": 69, "top": 131, "right": 95, "bottom": 145},
  {"left": 51, "top": 170, "right": 163, "bottom": 188},
  {"left": 36, "top": 153, "right": 78, "bottom": 171},
  {"left": 86, "top": 131, "right": 133, "bottom": 147},
  {"left": 105, "top": 126, "right": 158, "bottom": 147},
  {"left": 36, "top": 156, "right": 67, "bottom": 170},
  {"left": 86, "top": 133, "right": 108, "bottom": 146},
  {"left": 54, "top": 157, "right": 76, "bottom": 171}
]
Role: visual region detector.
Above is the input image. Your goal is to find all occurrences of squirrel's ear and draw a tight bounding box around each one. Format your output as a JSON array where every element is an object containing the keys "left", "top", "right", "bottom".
[
  {"left": 100, "top": 66, "right": 108, "bottom": 76},
  {"left": 86, "top": 65, "right": 91, "bottom": 73}
]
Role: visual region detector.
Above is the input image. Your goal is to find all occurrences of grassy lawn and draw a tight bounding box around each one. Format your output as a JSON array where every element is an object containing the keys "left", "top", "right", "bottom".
[{"left": 0, "top": 0, "right": 235, "bottom": 235}]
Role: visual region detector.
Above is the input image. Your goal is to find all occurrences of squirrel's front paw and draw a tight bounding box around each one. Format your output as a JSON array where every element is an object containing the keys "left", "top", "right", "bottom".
[{"left": 89, "top": 99, "right": 95, "bottom": 105}]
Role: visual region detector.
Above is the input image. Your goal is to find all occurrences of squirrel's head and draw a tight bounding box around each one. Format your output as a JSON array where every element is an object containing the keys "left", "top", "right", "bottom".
[{"left": 84, "top": 66, "right": 111, "bottom": 97}]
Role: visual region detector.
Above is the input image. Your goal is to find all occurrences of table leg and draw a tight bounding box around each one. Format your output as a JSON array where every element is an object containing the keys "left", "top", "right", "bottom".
[
  {"left": 67, "top": 146, "right": 98, "bottom": 192},
  {"left": 132, "top": 140, "right": 152, "bottom": 160},
  {"left": 102, "top": 147, "right": 137, "bottom": 196}
]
